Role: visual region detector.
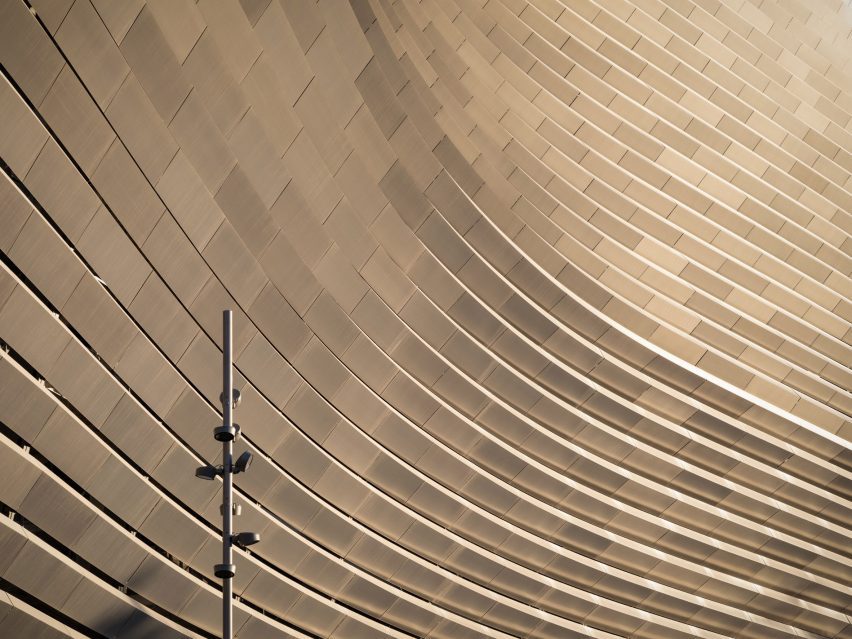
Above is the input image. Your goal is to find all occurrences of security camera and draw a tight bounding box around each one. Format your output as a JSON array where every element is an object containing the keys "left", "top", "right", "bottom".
[
  {"left": 220, "top": 389, "right": 241, "bottom": 409},
  {"left": 214, "top": 423, "right": 240, "bottom": 442}
]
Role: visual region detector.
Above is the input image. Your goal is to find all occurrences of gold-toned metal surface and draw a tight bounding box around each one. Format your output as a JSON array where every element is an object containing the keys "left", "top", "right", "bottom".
[{"left": 0, "top": 0, "right": 849, "bottom": 636}]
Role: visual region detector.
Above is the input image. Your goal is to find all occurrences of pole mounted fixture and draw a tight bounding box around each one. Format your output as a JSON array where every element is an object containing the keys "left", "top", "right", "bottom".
[
  {"left": 234, "top": 451, "right": 253, "bottom": 473},
  {"left": 213, "top": 422, "right": 240, "bottom": 442},
  {"left": 233, "top": 532, "right": 261, "bottom": 549},
  {"left": 194, "top": 310, "right": 260, "bottom": 639},
  {"left": 195, "top": 465, "right": 222, "bottom": 480},
  {"left": 194, "top": 451, "right": 252, "bottom": 480}
]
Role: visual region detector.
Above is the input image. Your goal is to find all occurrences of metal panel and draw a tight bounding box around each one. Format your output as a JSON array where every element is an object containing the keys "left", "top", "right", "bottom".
[
  {"left": 76, "top": 207, "right": 151, "bottom": 306},
  {"left": 137, "top": 499, "right": 206, "bottom": 565},
  {"left": 23, "top": 141, "right": 100, "bottom": 243},
  {"left": 20, "top": 474, "right": 98, "bottom": 549},
  {"left": 39, "top": 66, "right": 115, "bottom": 174},
  {"left": 60, "top": 578, "right": 129, "bottom": 638},
  {"left": 3, "top": 536, "right": 83, "bottom": 610},
  {"left": 8, "top": 209, "right": 85, "bottom": 309},
  {"left": 126, "top": 555, "right": 197, "bottom": 614},
  {"left": 48, "top": 341, "right": 122, "bottom": 428},
  {"left": 168, "top": 90, "right": 236, "bottom": 193},
  {"left": 140, "top": 213, "right": 208, "bottom": 302},
  {"left": 227, "top": 111, "right": 290, "bottom": 209},
  {"left": 91, "top": 141, "right": 165, "bottom": 244},
  {"left": 127, "top": 274, "right": 198, "bottom": 360},
  {"left": 119, "top": 6, "right": 190, "bottom": 121},
  {"left": 55, "top": 0, "right": 128, "bottom": 107},
  {"left": 100, "top": 394, "right": 171, "bottom": 472},
  {"left": 214, "top": 166, "right": 277, "bottom": 258},
  {"left": 0, "top": 439, "right": 43, "bottom": 512},
  {"left": 0, "top": 281, "right": 70, "bottom": 373},
  {"left": 72, "top": 515, "right": 146, "bottom": 584},
  {"left": 155, "top": 152, "right": 224, "bottom": 249},
  {"left": 0, "top": 77, "right": 47, "bottom": 177},
  {"left": 146, "top": 0, "right": 205, "bottom": 64},
  {"left": 60, "top": 272, "right": 138, "bottom": 364},
  {"left": 32, "top": 408, "right": 109, "bottom": 489},
  {"left": 84, "top": 455, "right": 158, "bottom": 529},
  {"left": 0, "top": 0, "right": 63, "bottom": 105},
  {"left": 181, "top": 31, "right": 249, "bottom": 137}
]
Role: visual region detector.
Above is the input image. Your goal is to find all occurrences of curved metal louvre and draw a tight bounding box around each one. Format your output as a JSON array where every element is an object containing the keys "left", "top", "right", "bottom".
[{"left": 0, "top": 0, "right": 850, "bottom": 637}]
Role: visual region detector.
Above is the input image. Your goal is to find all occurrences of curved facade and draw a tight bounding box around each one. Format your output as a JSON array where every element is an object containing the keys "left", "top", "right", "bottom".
[{"left": 0, "top": 0, "right": 850, "bottom": 637}]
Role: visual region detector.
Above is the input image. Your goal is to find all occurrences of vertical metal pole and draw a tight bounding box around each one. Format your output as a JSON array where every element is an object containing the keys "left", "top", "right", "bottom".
[{"left": 222, "top": 310, "right": 233, "bottom": 639}]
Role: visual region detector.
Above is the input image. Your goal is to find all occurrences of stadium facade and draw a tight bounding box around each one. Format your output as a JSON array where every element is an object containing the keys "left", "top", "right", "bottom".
[{"left": 0, "top": 0, "right": 850, "bottom": 637}]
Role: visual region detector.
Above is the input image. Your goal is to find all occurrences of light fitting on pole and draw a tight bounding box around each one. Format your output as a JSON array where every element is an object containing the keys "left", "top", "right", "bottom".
[
  {"left": 195, "top": 465, "right": 221, "bottom": 480},
  {"left": 220, "top": 389, "right": 242, "bottom": 409},
  {"left": 233, "top": 451, "right": 253, "bottom": 474},
  {"left": 214, "top": 422, "right": 241, "bottom": 442},
  {"left": 214, "top": 563, "right": 235, "bottom": 579},
  {"left": 232, "top": 532, "right": 261, "bottom": 549}
]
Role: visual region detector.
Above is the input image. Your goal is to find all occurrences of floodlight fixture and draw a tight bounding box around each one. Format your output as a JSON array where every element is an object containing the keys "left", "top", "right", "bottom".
[
  {"left": 195, "top": 465, "right": 221, "bottom": 480},
  {"left": 233, "top": 532, "right": 261, "bottom": 549},
  {"left": 233, "top": 451, "right": 253, "bottom": 474}
]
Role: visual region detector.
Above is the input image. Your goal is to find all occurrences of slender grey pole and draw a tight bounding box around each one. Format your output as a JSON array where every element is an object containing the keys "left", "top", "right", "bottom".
[{"left": 222, "top": 310, "right": 233, "bottom": 639}]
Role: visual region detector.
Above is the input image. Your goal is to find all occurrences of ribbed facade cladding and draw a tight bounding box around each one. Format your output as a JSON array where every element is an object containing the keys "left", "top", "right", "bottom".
[{"left": 0, "top": 0, "right": 849, "bottom": 637}]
